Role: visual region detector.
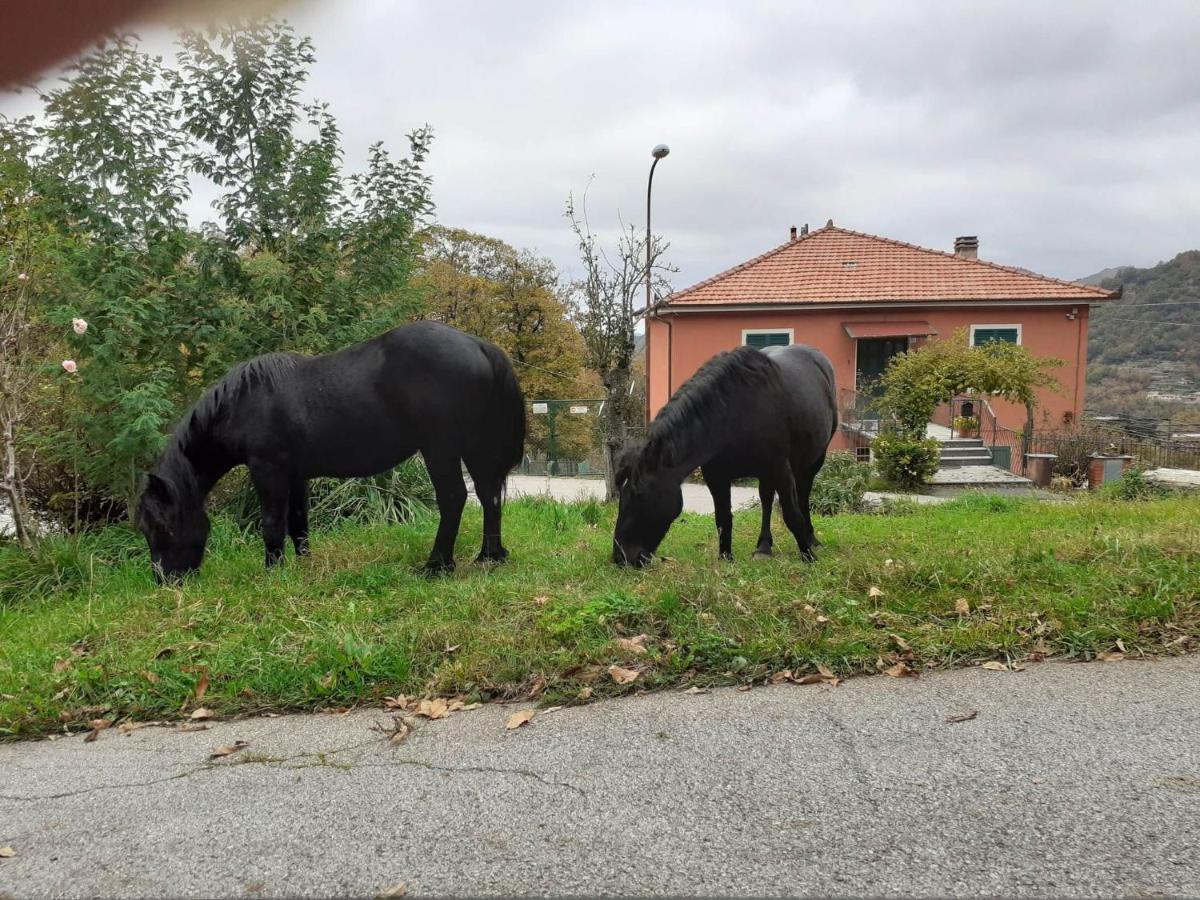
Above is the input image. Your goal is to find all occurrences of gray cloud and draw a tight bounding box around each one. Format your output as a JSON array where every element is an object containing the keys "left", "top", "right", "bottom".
[{"left": 5, "top": 0, "right": 1199, "bottom": 288}]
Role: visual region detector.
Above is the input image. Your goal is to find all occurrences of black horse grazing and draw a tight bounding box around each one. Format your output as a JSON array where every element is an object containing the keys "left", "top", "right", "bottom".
[
  {"left": 136, "top": 322, "right": 526, "bottom": 581},
  {"left": 612, "top": 343, "right": 836, "bottom": 567}
]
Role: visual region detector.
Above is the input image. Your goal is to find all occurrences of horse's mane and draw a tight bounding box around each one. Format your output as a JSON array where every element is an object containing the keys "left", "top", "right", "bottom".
[
  {"left": 637, "top": 346, "right": 778, "bottom": 475},
  {"left": 156, "top": 353, "right": 302, "bottom": 493}
]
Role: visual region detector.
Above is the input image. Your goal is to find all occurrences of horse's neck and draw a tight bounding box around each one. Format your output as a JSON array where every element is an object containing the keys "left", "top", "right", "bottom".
[
  {"left": 650, "top": 421, "right": 715, "bottom": 483},
  {"left": 171, "top": 439, "right": 232, "bottom": 501}
]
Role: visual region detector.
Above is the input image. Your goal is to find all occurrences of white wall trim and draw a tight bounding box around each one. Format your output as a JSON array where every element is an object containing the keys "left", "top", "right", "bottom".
[
  {"left": 969, "top": 323, "right": 1023, "bottom": 346},
  {"left": 741, "top": 327, "right": 794, "bottom": 346}
]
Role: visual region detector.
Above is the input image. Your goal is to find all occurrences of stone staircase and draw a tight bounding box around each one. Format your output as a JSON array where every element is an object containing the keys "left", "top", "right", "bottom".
[{"left": 937, "top": 437, "right": 995, "bottom": 468}]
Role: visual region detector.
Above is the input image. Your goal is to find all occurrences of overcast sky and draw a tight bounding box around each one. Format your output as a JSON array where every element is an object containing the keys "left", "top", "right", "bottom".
[{"left": 5, "top": 0, "right": 1199, "bottom": 290}]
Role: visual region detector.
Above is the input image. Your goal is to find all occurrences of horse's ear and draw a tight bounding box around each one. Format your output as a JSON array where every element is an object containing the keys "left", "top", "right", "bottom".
[
  {"left": 614, "top": 440, "right": 644, "bottom": 489},
  {"left": 142, "top": 472, "right": 175, "bottom": 504}
]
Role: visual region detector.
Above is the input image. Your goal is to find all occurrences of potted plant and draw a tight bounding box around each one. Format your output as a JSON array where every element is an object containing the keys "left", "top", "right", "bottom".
[{"left": 953, "top": 415, "right": 979, "bottom": 438}]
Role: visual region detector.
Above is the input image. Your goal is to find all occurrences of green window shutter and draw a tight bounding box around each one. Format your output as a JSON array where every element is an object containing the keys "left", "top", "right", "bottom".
[
  {"left": 972, "top": 327, "right": 1019, "bottom": 346},
  {"left": 745, "top": 331, "right": 791, "bottom": 349}
]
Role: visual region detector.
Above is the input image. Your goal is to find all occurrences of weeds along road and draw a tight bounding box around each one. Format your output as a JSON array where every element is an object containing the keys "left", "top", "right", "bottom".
[{"left": 2, "top": 655, "right": 1198, "bottom": 897}]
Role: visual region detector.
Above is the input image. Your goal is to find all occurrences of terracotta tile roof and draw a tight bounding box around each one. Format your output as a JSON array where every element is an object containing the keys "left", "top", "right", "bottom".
[{"left": 660, "top": 225, "right": 1115, "bottom": 308}]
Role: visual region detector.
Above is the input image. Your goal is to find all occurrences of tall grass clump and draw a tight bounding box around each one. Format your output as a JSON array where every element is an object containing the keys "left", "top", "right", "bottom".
[
  {"left": 811, "top": 452, "right": 869, "bottom": 515},
  {"left": 223, "top": 458, "right": 436, "bottom": 531}
]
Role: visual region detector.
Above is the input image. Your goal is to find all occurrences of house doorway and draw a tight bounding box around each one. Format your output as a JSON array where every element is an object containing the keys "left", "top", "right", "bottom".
[{"left": 855, "top": 337, "right": 908, "bottom": 397}]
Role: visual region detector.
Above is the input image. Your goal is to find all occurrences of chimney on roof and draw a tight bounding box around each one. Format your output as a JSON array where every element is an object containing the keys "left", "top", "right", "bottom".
[
  {"left": 826, "top": 218, "right": 834, "bottom": 227},
  {"left": 801, "top": 223, "right": 809, "bottom": 236},
  {"left": 790, "top": 225, "right": 797, "bottom": 241},
  {"left": 954, "top": 235, "right": 979, "bottom": 260}
]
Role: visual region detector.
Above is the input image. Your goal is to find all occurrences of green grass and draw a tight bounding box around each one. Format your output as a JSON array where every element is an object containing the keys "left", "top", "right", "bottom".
[{"left": 2, "top": 493, "right": 1198, "bottom": 739}]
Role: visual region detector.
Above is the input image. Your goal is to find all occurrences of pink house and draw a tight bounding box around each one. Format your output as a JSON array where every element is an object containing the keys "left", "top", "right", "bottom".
[{"left": 645, "top": 223, "right": 1115, "bottom": 453}]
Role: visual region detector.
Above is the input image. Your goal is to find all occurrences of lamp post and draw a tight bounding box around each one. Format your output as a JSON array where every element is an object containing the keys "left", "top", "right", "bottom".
[
  {"left": 646, "top": 144, "right": 670, "bottom": 314},
  {"left": 643, "top": 145, "right": 669, "bottom": 425}
]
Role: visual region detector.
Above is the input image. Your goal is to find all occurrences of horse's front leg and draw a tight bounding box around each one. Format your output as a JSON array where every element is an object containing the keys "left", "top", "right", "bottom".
[
  {"left": 706, "top": 474, "right": 734, "bottom": 561},
  {"left": 288, "top": 479, "right": 310, "bottom": 557},
  {"left": 423, "top": 451, "right": 467, "bottom": 575},
  {"left": 250, "top": 465, "right": 290, "bottom": 568},
  {"left": 754, "top": 479, "right": 775, "bottom": 558}
]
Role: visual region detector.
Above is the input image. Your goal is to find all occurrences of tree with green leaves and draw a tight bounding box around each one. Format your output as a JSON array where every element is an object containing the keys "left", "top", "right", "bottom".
[{"left": 1, "top": 20, "right": 435, "bottom": 527}]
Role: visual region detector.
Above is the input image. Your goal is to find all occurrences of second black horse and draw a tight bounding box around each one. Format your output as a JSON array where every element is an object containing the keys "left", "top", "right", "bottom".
[
  {"left": 137, "top": 321, "right": 526, "bottom": 581},
  {"left": 612, "top": 343, "right": 836, "bottom": 567}
]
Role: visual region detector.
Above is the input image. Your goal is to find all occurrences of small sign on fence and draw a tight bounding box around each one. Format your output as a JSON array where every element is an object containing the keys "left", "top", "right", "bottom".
[
  {"left": 531, "top": 402, "right": 549, "bottom": 414},
  {"left": 569, "top": 405, "right": 589, "bottom": 414}
]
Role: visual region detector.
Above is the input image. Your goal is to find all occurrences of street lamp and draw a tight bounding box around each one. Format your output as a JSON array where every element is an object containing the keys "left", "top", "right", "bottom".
[
  {"left": 643, "top": 144, "right": 669, "bottom": 426},
  {"left": 646, "top": 144, "right": 670, "bottom": 315}
]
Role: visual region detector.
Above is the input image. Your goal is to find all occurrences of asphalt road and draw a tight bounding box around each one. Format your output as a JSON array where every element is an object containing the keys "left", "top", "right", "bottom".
[{"left": 2, "top": 656, "right": 1198, "bottom": 898}]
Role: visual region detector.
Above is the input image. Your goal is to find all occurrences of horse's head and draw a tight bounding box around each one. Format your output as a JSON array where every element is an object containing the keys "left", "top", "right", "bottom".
[
  {"left": 135, "top": 472, "right": 211, "bottom": 583},
  {"left": 612, "top": 440, "right": 683, "bottom": 568}
]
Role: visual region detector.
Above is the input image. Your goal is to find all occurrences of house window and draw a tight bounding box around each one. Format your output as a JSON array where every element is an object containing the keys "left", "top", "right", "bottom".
[
  {"left": 970, "top": 324, "right": 1021, "bottom": 346},
  {"left": 742, "top": 328, "right": 793, "bottom": 349}
]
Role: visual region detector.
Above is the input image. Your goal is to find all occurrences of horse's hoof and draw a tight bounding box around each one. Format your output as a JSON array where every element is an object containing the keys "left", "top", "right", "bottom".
[
  {"left": 752, "top": 547, "right": 773, "bottom": 559},
  {"left": 800, "top": 548, "right": 817, "bottom": 563},
  {"left": 718, "top": 551, "right": 734, "bottom": 562},
  {"left": 476, "top": 546, "right": 509, "bottom": 565},
  {"left": 423, "top": 559, "right": 455, "bottom": 577}
]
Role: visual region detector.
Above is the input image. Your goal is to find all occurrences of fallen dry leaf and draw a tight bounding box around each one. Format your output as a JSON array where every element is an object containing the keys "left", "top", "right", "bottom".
[
  {"left": 118, "top": 721, "right": 158, "bottom": 735},
  {"left": 458, "top": 702, "right": 482, "bottom": 711},
  {"left": 142, "top": 670, "right": 160, "bottom": 684},
  {"left": 770, "top": 670, "right": 793, "bottom": 684},
  {"left": 981, "top": 660, "right": 1010, "bottom": 671},
  {"left": 795, "top": 673, "right": 825, "bottom": 685},
  {"left": 0, "top": 847, "right": 14, "bottom": 858},
  {"left": 527, "top": 675, "right": 547, "bottom": 697},
  {"left": 884, "top": 662, "right": 916, "bottom": 678},
  {"left": 194, "top": 670, "right": 209, "bottom": 701},
  {"left": 868, "top": 586, "right": 885, "bottom": 599},
  {"left": 386, "top": 717, "right": 411, "bottom": 746},
  {"left": 736, "top": 684, "right": 752, "bottom": 692},
  {"left": 154, "top": 646, "right": 174, "bottom": 660},
  {"left": 945, "top": 710, "right": 979, "bottom": 724},
  {"left": 209, "top": 740, "right": 249, "bottom": 759},
  {"left": 415, "top": 698, "right": 449, "bottom": 720},
  {"left": 608, "top": 665, "right": 639, "bottom": 685},
  {"left": 616, "top": 634, "right": 650, "bottom": 655},
  {"left": 577, "top": 686, "right": 594, "bottom": 700},
  {"left": 377, "top": 882, "right": 407, "bottom": 898},
  {"left": 542, "top": 706, "right": 563, "bottom": 714},
  {"left": 683, "top": 686, "right": 709, "bottom": 695},
  {"left": 890, "top": 634, "right": 912, "bottom": 652},
  {"left": 53, "top": 657, "right": 72, "bottom": 673},
  {"left": 817, "top": 663, "right": 836, "bottom": 680},
  {"left": 443, "top": 643, "right": 460, "bottom": 654},
  {"left": 190, "top": 707, "right": 214, "bottom": 720},
  {"left": 815, "top": 615, "right": 830, "bottom": 624},
  {"left": 506, "top": 709, "right": 535, "bottom": 730},
  {"left": 383, "top": 695, "right": 410, "bottom": 711},
  {"left": 1097, "top": 651, "right": 1125, "bottom": 662},
  {"left": 176, "top": 723, "right": 209, "bottom": 732},
  {"left": 954, "top": 597, "right": 971, "bottom": 616},
  {"left": 533, "top": 595, "right": 550, "bottom": 606}
]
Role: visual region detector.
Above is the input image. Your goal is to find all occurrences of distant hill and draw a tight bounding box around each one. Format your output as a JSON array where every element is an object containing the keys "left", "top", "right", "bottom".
[
  {"left": 1076, "top": 266, "right": 1127, "bottom": 287},
  {"left": 1083, "top": 251, "right": 1200, "bottom": 368}
]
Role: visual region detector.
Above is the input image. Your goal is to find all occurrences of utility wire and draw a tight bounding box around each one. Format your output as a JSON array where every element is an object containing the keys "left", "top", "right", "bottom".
[{"left": 1095, "top": 317, "right": 1200, "bottom": 327}]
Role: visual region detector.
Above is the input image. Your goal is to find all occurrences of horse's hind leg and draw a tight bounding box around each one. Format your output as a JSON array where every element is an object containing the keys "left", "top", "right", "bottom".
[
  {"left": 791, "top": 452, "right": 825, "bottom": 551},
  {"left": 754, "top": 479, "right": 775, "bottom": 558},
  {"left": 466, "top": 461, "right": 508, "bottom": 563},
  {"left": 250, "top": 464, "right": 290, "bottom": 568},
  {"left": 772, "top": 461, "right": 816, "bottom": 562},
  {"left": 288, "top": 479, "right": 310, "bottom": 557},
  {"left": 422, "top": 450, "right": 468, "bottom": 575}
]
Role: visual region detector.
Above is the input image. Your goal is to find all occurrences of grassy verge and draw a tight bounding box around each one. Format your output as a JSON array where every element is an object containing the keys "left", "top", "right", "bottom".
[{"left": 2, "top": 493, "right": 1198, "bottom": 739}]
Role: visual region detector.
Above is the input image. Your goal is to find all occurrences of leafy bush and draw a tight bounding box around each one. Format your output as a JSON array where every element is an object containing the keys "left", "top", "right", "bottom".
[
  {"left": 872, "top": 432, "right": 941, "bottom": 490},
  {"left": 223, "top": 459, "right": 435, "bottom": 532},
  {"left": 811, "top": 452, "right": 869, "bottom": 515},
  {"left": 1099, "top": 467, "right": 1170, "bottom": 502}
]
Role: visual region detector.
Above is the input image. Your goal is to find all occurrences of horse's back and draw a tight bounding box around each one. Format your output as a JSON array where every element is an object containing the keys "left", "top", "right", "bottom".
[{"left": 760, "top": 343, "right": 838, "bottom": 447}]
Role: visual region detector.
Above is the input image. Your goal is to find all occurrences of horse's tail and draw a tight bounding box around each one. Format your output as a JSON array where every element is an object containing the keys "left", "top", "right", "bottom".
[{"left": 480, "top": 340, "right": 527, "bottom": 481}]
